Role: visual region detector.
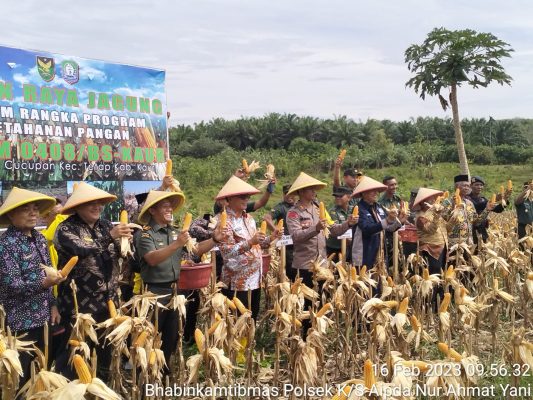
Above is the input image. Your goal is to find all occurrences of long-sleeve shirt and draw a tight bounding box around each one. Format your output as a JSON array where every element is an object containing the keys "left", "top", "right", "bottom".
[
  {"left": 219, "top": 208, "right": 264, "bottom": 291},
  {"left": 0, "top": 226, "right": 54, "bottom": 331},
  {"left": 287, "top": 201, "right": 351, "bottom": 270},
  {"left": 54, "top": 214, "right": 120, "bottom": 318},
  {"left": 415, "top": 208, "right": 448, "bottom": 259},
  {"left": 351, "top": 200, "right": 402, "bottom": 268},
  {"left": 441, "top": 197, "right": 489, "bottom": 246}
]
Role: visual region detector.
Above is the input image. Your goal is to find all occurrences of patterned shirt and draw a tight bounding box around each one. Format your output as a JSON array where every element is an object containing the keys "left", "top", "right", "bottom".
[
  {"left": 219, "top": 208, "right": 263, "bottom": 291},
  {"left": 0, "top": 226, "right": 54, "bottom": 331},
  {"left": 54, "top": 214, "right": 120, "bottom": 318},
  {"left": 442, "top": 197, "right": 489, "bottom": 246}
]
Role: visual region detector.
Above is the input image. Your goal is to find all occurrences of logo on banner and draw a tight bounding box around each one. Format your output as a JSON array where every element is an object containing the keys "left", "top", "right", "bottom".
[
  {"left": 37, "top": 56, "right": 55, "bottom": 82},
  {"left": 61, "top": 60, "right": 79, "bottom": 84}
]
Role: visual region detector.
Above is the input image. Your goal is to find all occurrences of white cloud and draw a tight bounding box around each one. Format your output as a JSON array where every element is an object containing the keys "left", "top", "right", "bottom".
[{"left": 1, "top": 0, "right": 532, "bottom": 126}]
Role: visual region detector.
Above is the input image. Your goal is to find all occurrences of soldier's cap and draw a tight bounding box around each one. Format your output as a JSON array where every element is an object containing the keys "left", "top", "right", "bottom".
[
  {"left": 471, "top": 176, "right": 485, "bottom": 185},
  {"left": 332, "top": 186, "right": 353, "bottom": 197},
  {"left": 344, "top": 168, "right": 363, "bottom": 177},
  {"left": 410, "top": 188, "right": 419, "bottom": 195},
  {"left": 282, "top": 184, "right": 291, "bottom": 194}
]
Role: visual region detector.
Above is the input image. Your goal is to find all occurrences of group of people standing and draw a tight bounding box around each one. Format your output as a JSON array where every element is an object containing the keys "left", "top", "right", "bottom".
[{"left": 0, "top": 157, "right": 531, "bottom": 389}]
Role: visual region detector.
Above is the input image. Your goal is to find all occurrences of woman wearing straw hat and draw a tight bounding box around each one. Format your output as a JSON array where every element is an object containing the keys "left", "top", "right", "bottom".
[
  {"left": 286, "top": 172, "right": 357, "bottom": 281},
  {"left": 0, "top": 187, "right": 65, "bottom": 388},
  {"left": 216, "top": 176, "right": 279, "bottom": 320},
  {"left": 351, "top": 176, "right": 407, "bottom": 270},
  {"left": 413, "top": 188, "right": 448, "bottom": 274},
  {"left": 136, "top": 190, "right": 224, "bottom": 371},
  {"left": 53, "top": 182, "right": 133, "bottom": 380}
]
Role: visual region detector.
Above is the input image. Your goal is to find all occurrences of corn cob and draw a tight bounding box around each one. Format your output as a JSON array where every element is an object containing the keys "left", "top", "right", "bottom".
[
  {"left": 34, "top": 376, "right": 46, "bottom": 393},
  {"left": 319, "top": 202, "right": 326, "bottom": 220},
  {"left": 242, "top": 159, "right": 249, "bottom": 174},
  {"left": 338, "top": 149, "right": 346, "bottom": 161},
  {"left": 328, "top": 253, "right": 336, "bottom": 262},
  {"left": 507, "top": 180, "right": 513, "bottom": 191},
  {"left": 350, "top": 266, "right": 357, "bottom": 281},
  {"left": 208, "top": 320, "right": 222, "bottom": 335},
  {"left": 60, "top": 256, "right": 79, "bottom": 277},
  {"left": 336, "top": 262, "right": 347, "bottom": 278},
  {"left": 108, "top": 300, "right": 117, "bottom": 318},
  {"left": 260, "top": 221, "right": 267, "bottom": 234},
  {"left": 120, "top": 210, "right": 128, "bottom": 224},
  {"left": 443, "top": 191, "right": 449, "bottom": 199},
  {"left": 72, "top": 182, "right": 79, "bottom": 191},
  {"left": 165, "top": 159, "right": 173, "bottom": 176},
  {"left": 439, "top": 293, "right": 451, "bottom": 313},
  {"left": 233, "top": 297, "right": 249, "bottom": 314},
  {"left": 401, "top": 360, "right": 430, "bottom": 372},
  {"left": 490, "top": 193, "right": 496, "bottom": 203},
  {"left": 434, "top": 195, "right": 442, "bottom": 205},
  {"left": 0, "top": 338, "right": 6, "bottom": 355},
  {"left": 352, "top": 205, "right": 359, "bottom": 217},
  {"left": 454, "top": 188, "right": 461, "bottom": 207},
  {"left": 386, "top": 276, "right": 395, "bottom": 287},
  {"left": 398, "top": 297, "right": 409, "bottom": 313},
  {"left": 214, "top": 313, "right": 222, "bottom": 321},
  {"left": 383, "top": 300, "right": 399, "bottom": 309},
  {"left": 114, "top": 316, "right": 129, "bottom": 325},
  {"left": 69, "top": 339, "right": 81, "bottom": 347},
  {"left": 422, "top": 267, "right": 430, "bottom": 280},
  {"left": 225, "top": 297, "right": 237, "bottom": 311},
  {"left": 291, "top": 280, "right": 301, "bottom": 294},
  {"left": 332, "top": 384, "right": 352, "bottom": 400},
  {"left": 360, "top": 265, "right": 367, "bottom": 276},
  {"left": 445, "top": 265, "right": 455, "bottom": 280},
  {"left": 194, "top": 328, "right": 205, "bottom": 352},
  {"left": 410, "top": 315, "right": 421, "bottom": 331},
  {"left": 291, "top": 316, "right": 302, "bottom": 328},
  {"left": 149, "top": 350, "right": 157, "bottom": 366},
  {"left": 182, "top": 212, "right": 192, "bottom": 232},
  {"left": 500, "top": 185, "right": 505, "bottom": 196},
  {"left": 448, "top": 347, "right": 463, "bottom": 361},
  {"left": 364, "top": 359, "right": 376, "bottom": 389},
  {"left": 276, "top": 218, "right": 283, "bottom": 231},
  {"left": 316, "top": 303, "right": 332, "bottom": 318},
  {"left": 134, "top": 331, "right": 148, "bottom": 347},
  {"left": 73, "top": 354, "right": 92, "bottom": 384},
  {"left": 220, "top": 207, "right": 227, "bottom": 229}
]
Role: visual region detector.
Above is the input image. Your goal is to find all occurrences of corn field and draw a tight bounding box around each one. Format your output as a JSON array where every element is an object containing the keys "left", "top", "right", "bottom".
[{"left": 1, "top": 211, "right": 532, "bottom": 399}]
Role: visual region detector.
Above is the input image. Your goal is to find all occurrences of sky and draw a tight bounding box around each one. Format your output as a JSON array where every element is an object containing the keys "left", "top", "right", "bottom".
[{"left": 2, "top": 0, "right": 533, "bottom": 127}]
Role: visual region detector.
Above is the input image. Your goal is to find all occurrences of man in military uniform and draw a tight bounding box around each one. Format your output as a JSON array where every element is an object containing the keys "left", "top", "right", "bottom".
[
  {"left": 326, "top": 186, "right": 353, "bottom": 262},
  {"left": 467, "top": 176, "right": 507, "bottom": 244},
  {"left": 136, "top": 190, "right": 223, "bottom": 374},
  {"left": 515, "top": 180, "right": 533, "bottom": 243},
  {"left": 263, "top": 184, "right": 295, "bottom": 280}
]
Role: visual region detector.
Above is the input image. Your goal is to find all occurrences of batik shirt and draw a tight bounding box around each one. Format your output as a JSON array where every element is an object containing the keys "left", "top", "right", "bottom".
[
  {"left": 0, "top": 226, "right": 54, "bottom": 331},
  {"left": 219, "top": 208, "right": 264, "bottom": 291},
  {"left": 442, "top": 197, "right": 489, "bottom": 246},
  {"left": 54, "top": 214, "right": 120, "bottom": 318}
]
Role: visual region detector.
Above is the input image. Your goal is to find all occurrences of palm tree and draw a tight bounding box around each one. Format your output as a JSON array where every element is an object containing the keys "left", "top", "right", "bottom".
[{"left": 405, "top": 27, "right": 513, "bottom": 176}]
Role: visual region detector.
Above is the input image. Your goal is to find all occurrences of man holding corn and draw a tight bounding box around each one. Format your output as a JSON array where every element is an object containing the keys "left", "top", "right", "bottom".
[
  {"left": 0, "top": 187, "right": 65, "bottom": 388},
  {"left": 136, "top": 190, "right": 222, "bottom": 372}
]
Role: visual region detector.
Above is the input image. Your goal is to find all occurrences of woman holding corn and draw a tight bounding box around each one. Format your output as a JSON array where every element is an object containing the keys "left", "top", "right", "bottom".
[
  {"left": 53, "top": 182, "right": 133, "bottom": 380},
  {"left": 216, "top": 176, "right": 279, "bottom": 320},
  {"left": 0, "top": 187, "right": 65, "bottom": 388}
]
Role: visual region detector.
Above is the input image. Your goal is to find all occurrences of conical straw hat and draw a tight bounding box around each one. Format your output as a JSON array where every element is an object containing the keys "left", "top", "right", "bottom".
[
  {"left": 215, "top": 176, "right": 261, "bottom": 200},
  {"left": 61, "top": 182, "right": 117, "bottom": 215},
  {"left": 413, "top": 188, "right": 443, "bottom": 207},
  {"left": 353, "top": 176, "right": 387, "bottom": 197},
  {"left": 287, "top": 172, "right": 327, "bottom": 196},
  {"left": 138, "top": 190, "right": 186, "bottom": 224},
  {"left": 0, "top": 187, "right": 56, "bottom": 227}
]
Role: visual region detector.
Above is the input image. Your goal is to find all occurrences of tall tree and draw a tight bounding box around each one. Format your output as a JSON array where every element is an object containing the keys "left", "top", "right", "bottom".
[{"left": 405, "top": 27, "right": 513, "bottom": 176}]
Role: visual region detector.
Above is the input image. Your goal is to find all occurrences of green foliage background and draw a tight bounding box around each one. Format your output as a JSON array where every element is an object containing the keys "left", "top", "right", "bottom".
[{"left": 167, "top": 114, "right": 533, "bottom": 217}]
